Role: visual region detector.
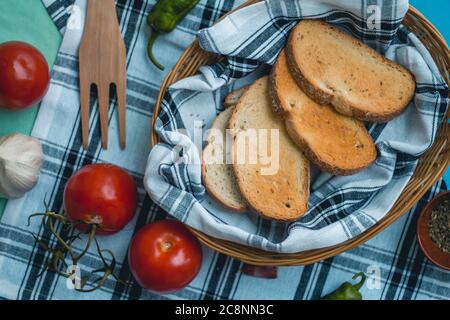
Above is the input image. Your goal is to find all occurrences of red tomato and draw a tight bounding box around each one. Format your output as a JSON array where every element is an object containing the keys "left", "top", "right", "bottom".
[
  {"left": 0, "top": 41, "right": 50, "bottom": 110},
  {"left": 64, "top": 164, "right": 138, "bottom": 235},
  {"left": 128, "top": 220, "right": 203, "bottom": 293}
]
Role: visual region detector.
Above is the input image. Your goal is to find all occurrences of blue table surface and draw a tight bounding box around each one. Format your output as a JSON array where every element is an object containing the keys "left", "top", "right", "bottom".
[{"left": 410, "top": 0, "right": 450, "bottom": 185}]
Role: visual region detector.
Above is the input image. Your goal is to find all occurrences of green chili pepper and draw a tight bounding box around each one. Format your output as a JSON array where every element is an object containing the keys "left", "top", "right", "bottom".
[
  {"left": 320, "top": 272, "right": 366, "bottom": 300},
  {"left": 147, "top": 0, "right": 200, "bottom": 70}
]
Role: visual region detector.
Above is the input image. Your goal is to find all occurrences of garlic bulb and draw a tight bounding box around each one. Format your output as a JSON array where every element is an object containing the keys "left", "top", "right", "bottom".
[{"left": 0, "top": 133, "right": 44, "bottom": 199}]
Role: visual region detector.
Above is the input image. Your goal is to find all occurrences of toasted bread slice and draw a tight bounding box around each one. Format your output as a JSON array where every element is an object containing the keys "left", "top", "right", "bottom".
[
  {"left": 270, "top": 51, "right": 377, "bottom": 175},
  {"left": 224, "top": 86, "right": 249, "bottom": 108},
  {"left": 228, "top": 76, "right": 309, "bottom": 221},
  {"left": 202, "top": 108, "right": 247, "bottom": 212},
  {"left": 286, "top": 19, "right": 415, "bottom": 123}
]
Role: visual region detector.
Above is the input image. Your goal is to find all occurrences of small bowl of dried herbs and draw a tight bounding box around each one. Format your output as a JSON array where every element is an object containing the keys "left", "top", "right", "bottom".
[{"left": 416, "top": 190, "right": 450, "bottom": 270}]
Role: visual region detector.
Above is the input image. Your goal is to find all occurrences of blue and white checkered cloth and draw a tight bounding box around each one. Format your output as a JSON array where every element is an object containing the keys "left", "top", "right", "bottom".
[{"left": 0, "top": 0, "right": 448, "bottom": 300}]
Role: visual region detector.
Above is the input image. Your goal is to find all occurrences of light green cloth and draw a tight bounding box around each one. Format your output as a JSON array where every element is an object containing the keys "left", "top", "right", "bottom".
[{"left": 0, "top": 0, "right": 61, "bottom": 216}]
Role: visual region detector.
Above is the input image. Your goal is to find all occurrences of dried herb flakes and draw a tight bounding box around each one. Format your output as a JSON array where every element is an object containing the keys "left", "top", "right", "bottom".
[{"left": 428, "top": 199, "right": 450, "bottom": 253}]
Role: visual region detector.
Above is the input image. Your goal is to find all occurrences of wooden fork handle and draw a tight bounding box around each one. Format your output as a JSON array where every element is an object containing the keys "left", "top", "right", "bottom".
[
  {"left": 86, "top": 0, "right": 119, "bottom": 26},
  {"left": 80, "top": 0, "right": 127, "bottom": 150}
]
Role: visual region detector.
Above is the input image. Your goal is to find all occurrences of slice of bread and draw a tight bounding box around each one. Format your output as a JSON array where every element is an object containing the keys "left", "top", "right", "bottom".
[
  {"left": 228, "top": 76, "right": 309, "bottom": 221},
  {"left": 224, "top": 86, "right": 249, "bottom": 108},
  {"left": 286, "top": 19, "right": 415, "bottom": 123},
  {"left": 270, "top": 50, "right": 377, "bottom": 175},
  {"left": 202, "top": 107, "right": 247, "bottom": 212}
]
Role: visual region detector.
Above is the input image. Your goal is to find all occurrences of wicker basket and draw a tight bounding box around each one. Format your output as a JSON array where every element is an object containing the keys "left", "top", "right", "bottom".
[{"left": 152, "top": 1, "right": 450, "bottom": 266}]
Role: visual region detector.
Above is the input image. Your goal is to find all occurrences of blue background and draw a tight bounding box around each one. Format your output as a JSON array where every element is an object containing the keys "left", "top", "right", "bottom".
[{"left": 411, "top": 0, "right": 450, "bottom": 41}]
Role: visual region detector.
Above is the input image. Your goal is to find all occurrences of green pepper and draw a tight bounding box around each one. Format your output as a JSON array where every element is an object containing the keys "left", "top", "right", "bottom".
[
  {"left": 320, "top": 272, "right": 366, "bottom": 300},
  {"left": 147, "top": 0, "right": 200, "bottom": 70}
]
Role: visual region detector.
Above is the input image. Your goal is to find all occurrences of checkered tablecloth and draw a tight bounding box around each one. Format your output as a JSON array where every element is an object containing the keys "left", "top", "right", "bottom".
[{"left": 0, "top": 0, "right": 448, "bottom": 300}]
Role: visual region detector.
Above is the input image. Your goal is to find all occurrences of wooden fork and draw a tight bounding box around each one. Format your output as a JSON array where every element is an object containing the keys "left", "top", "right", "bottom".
[{"left": 79, "top": 0, "right": 127, "bottom": 150}]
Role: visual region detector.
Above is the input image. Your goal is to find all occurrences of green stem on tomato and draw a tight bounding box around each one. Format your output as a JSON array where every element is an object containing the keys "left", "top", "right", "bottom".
[
  {"left": 147, "top": 31, "right": 165, "bottom": 71},
  {"left": 47, "top": 213, "right": 76, "bottom": 261},
  {"left": 30, "top": 205, "right": 123, "bottom": 293},
  {"left": 74, "top": 224, "right": 97, "bottom": 263}
]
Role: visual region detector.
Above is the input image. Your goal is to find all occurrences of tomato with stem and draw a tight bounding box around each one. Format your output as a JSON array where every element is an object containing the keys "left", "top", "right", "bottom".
[{"left": 64, "top": 164, "right": 138, "bottom": 235}]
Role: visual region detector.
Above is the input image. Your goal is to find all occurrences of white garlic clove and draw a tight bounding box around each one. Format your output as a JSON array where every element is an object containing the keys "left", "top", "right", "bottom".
[{"left": 0, "top": 133, "right": 44, "bottom": 199}]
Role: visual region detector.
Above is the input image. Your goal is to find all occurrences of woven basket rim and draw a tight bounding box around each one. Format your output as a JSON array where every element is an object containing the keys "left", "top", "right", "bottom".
[{"left": 150, "top": 1, "right": 450, "bottom": 266}]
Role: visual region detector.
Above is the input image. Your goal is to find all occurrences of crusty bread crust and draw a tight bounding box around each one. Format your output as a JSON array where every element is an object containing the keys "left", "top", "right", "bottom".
[
  {"left": 270, "top": 50, "right": 377, "bottom": 176},
  {"left": 283, "top": 121, "right": 374, "bottom": 176},
  {"left": 224, "top": 85, "right": 250, "bottom": 108},
  {"left": 228, "top": 76, "right": 309, "bottom": 222},
  {"left": 286, "top": 19, "right": 416, "bottom": 123},
  {"left": 202, "top": 108, "right": 247, "bottom": 212},
  {"left": 201, "top": 151, "right": 247, "bottom": 212}
]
